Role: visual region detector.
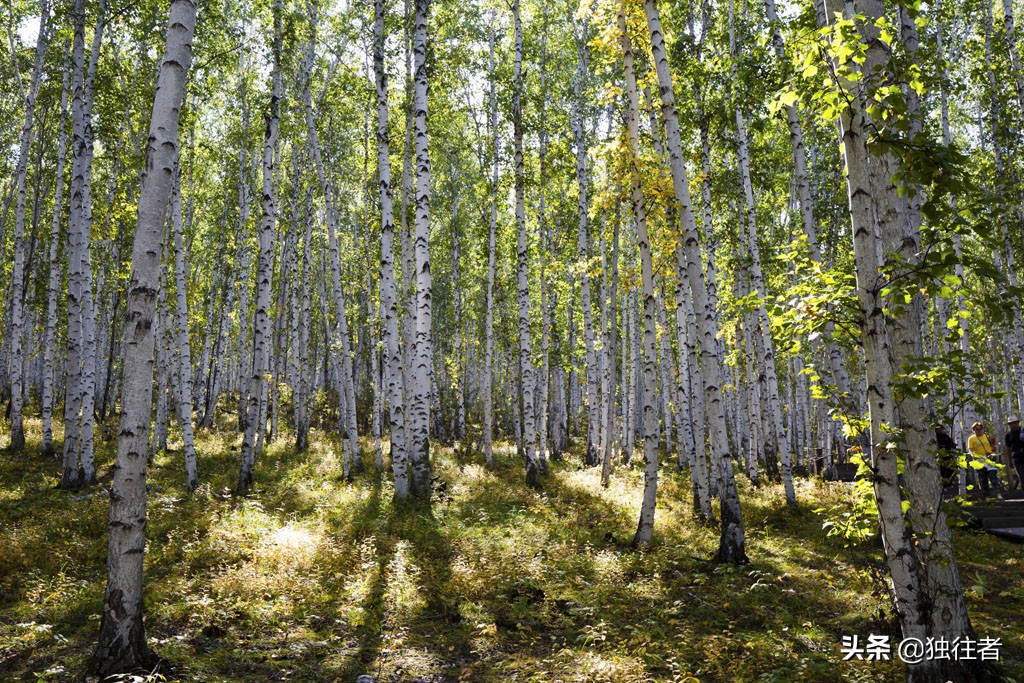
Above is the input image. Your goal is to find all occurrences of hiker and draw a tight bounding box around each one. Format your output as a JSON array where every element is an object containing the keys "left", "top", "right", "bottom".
[
  {"left": 1006, "top": 416, "right": 1024, "bottom": 491},
  {"left": 934, "top": 424, "right": 958, "bottom": 485},
  {"left": 967, "top": 421, "right": 1003, "bottom": 500}
]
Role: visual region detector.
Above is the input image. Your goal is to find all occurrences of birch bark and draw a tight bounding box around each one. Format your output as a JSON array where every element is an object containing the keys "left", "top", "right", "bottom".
[
  {"left": 8, "top": 0, "right": 47, "bottom": 450},
  {"left": 375, "top": 0, "right": 409, "bottom": 498},
  {"left": 171, "top": 163, "right": 199, "bottom": 491},
  {"left": 643, "top": 0, "right": 746, "bottom": 561},
  {"left": 90, "top": 0, "right": 195, "bottom": 673},
  {"left": 238, "top": 0, "right": 282, "bottom": 493},
  {"left": 42, "top": 49, "right": 70, "bottom": 458},
  {"left": 571, "top": 18, "right": 601, "bottom": 468},
  {"left": 513, "top": 0, "right": 541, "bottom": 489},
  {"left": 620, "top": 5, "right": 661, "bottom": 547},
  {"left": 409, "top": 0, "right": 433, "bottom": 496}
]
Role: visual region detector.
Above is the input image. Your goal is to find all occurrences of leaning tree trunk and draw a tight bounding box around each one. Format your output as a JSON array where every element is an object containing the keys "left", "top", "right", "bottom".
[
  {"left": 90, "top": 0, "right": 196, "bottom": 674},
  {"left": 374, "top": 0, "right": 409, "bottom": 497},
  {"left": 644, "top": 0, "right": 745, "bottom": 561}
]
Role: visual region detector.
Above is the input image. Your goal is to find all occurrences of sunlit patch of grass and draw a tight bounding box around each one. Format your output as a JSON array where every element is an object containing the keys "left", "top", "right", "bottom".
[{"left": 1, "top": 425, "right": 1022, "bottom": 681}]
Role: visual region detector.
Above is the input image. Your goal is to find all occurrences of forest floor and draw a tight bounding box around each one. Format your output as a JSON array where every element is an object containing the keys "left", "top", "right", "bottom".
[{"left": 0, "top": 419, "right": 1022, "bottom": 683}]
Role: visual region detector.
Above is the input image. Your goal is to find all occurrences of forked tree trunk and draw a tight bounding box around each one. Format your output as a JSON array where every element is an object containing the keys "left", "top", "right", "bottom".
[{"left": 90, "top": 0, "right": 196, "bottom": 674}]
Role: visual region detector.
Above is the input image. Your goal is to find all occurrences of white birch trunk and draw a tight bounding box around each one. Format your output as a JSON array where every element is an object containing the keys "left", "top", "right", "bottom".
[
  {"left": 571, "top": 20, "right": 601, "bottom": 467},
  {"left": 171, "top": 164, "right": 199, "bottom": 492},
  {"left": 8, "top": 0, "right": 47, "bottom": 450},
  {"left": 90, "top": 0, "right": 195, "bottom": 673},
  {"left": 644, "top": 0, "right": 746, "bottom": 561},
  {"left": 513, "top": 0, "right": 540, "bottom": 489},
  {"left": 482, "top": 12, "right": 498, "bottom": 467},
  {"left": 620, "top": 6, "right": 660, "bottom": 547},
  {"left": 301, "top": 6, "right": 359, "bottom": 477},
  {"left": 374, "top": 0, "right": 409, "bottom": 497},
  {"left": 238, "top": 0, "right": 282, "bottom": 493},
  {"left": 730, "top": 2, "right": 795, "bottom": 504},
  {"left": 60, "top": 0, "right": 105, "bottom": 489},
  {"left": 42, "top": 49, "right": 71, "bottom": 458},
  {"left": 409, "top": 0, "right": 433, "bottom": 496}
]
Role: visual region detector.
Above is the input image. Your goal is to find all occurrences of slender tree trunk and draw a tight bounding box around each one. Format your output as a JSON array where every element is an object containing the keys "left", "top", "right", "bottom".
[
  {"left": 571, "top": 19, "right": 601, "bottom": 468},
  {"left": 600, "top": 207, "right": 620, "bottom": 487},
  {"left": 374, "top": 0, "right": 409, "bottom": 497},
  {"left": 482, "top": 12, "right": 498, "bottom": 467},
  {"left": 301, "top": 2, "right": 359, "bottom": 477},
  {"left": 238, "top": 0, "right": 282, "bottom": 494},
  {"left": 512, "top": 0, "right": 540, "bottom": 489},
  {"left": 90, "top": 0, "right": 195, "bottom": 673},
  {"left": 536, "top": 1, "right": 551, "bottom": 470},
  {"left": 620, "top": 6, "right": 661, "bottom": 547},
  {"left": 409, "top": 0, "right": 433, "bottom": 497},
  {"left": 42, "top": 50, "right": 71, "bottom": 458},
  {"left": 171, "top": 163, "right": 199, "bottom": 492},
  {"left": 644, "top": 0, "right": 746, "bottom": 561},
  {"left": 8, "top": 0, "right": 48, "bottom": 450},
  {"left": 60, "top": 0, "right": 105, "bottom": 488}
]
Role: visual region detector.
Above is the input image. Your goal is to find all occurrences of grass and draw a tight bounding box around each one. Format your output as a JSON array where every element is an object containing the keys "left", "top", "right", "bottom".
[{"left": 0, "top": 417, "right": 1022, "bottom": 682}]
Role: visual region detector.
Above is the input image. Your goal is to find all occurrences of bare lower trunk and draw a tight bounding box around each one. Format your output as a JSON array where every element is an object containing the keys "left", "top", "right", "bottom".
[
  {"left": 90, "top": 1, "right": 195, "bottom": 674},
  {"left": 374, "top": 0, "right": 409, "bottom": 496}
]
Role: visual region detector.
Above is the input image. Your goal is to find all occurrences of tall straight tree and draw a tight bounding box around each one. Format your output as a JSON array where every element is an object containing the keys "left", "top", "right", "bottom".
[
  {"left": 619, "top": 4, "right": 660, "bottom": 547},
  {"left": 513, "top": 0, "right": 541, "bottom": 488},
  {"left": 375, "top": 0, "right": 410, "bottom": 498},
  {"left": 8, "top": 0, "right": 48, "bottom": 450},
  {"left": 570, "top": 16, "right": 600, "bottom": 468},
  {"left": 238, "top": 0, "right": 283, "bottom": 494},
  {"left": 171, "top": 162, "right": 199, "bottom": 491},
  {"left": 91, "top": 0, "right": 196, "bottom": 673},
  {"left": 60, "top": 0, "right": 106, "bottom": 489},
  {"left": 482, "top": 12, "right": 499, "bottom": 466},
  {"left": 302, "top": 0, "right": 360, "bottom": 477},
  {"left": 42, "top": 53, "right": 71, "bottom": 458},
  {"left": 409, "top": 0, "right": 433, "bottom": 496}
]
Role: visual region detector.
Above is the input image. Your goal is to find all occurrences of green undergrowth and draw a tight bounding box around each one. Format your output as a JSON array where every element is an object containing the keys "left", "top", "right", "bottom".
[{"left": 1, "top": 418, "right": 1022, "bottom": 682}]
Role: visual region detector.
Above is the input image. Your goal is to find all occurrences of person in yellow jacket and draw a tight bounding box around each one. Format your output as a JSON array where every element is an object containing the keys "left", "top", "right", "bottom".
[{"left": 967, "top": 421, "right": 1003, "bottom": 500}]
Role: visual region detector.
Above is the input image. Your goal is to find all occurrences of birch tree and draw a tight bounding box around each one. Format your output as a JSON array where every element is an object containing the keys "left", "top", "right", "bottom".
[{"left": 91, "top": 0, "right": 196, "bottom": 672}]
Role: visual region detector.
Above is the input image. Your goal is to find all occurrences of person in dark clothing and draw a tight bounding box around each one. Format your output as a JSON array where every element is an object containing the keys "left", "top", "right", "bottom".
[
  {"left": 1006, "top": 416, "right": 1024, "bottom": 491},
  {"left": 935, "top": 424, "right": 958, "bottom": 485}
]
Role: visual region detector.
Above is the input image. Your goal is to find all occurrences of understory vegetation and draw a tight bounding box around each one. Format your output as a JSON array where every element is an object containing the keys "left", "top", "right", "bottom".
[{"left": 1, "top": 420, "right": 1021, "bottom": 682}]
